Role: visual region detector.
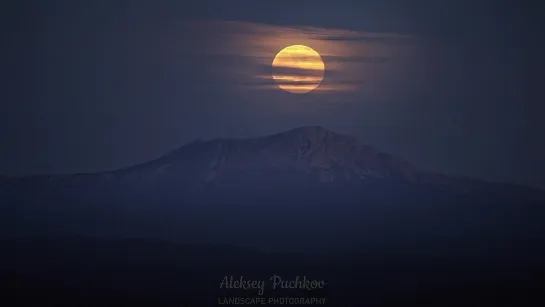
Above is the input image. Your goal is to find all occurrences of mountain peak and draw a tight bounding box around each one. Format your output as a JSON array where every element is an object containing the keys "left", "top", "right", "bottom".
[
  {"left": 97, "top": 126, "right": 419, "bottom": 185},
  {"left": 179, "top": 126, "right": 417, "bottom": 183},
  {"left": 281, "top": 126, "right": 333, "bottom": 135},
  {"left": 267, "top": 126, "right": 344, "bottom": 143},
  {"left": 6, "top": 127, "right": 544, "bottom": 200}
]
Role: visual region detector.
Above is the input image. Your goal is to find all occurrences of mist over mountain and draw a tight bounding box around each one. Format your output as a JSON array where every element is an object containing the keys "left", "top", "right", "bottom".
[{"left": 2, "top": 126, "right": 544, "bottom": 251}]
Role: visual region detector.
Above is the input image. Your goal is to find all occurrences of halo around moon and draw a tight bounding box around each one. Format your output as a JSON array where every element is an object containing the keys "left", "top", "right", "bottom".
[{"left": 272, "top": 45, "right": 325, "bottom": 94}]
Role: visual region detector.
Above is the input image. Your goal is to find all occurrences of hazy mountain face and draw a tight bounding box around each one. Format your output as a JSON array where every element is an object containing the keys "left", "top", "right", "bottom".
[{"left": 2, "top": 127, "right": 544, "bottom": 251}]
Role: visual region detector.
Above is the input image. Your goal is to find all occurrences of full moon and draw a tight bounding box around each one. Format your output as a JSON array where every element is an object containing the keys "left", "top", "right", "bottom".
[{"left": 272, "top": 45, "right": 325, "bottom": 94}]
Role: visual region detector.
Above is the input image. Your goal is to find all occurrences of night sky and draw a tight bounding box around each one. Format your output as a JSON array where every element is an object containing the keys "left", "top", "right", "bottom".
[{"left": 2, "top": 0, "right": 544, "bottom": 188}]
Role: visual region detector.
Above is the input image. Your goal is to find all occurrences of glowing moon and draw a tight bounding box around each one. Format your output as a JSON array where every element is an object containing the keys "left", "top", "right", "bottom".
[{"left": 272, "top": 45, "right": 325, "bottom": 94}]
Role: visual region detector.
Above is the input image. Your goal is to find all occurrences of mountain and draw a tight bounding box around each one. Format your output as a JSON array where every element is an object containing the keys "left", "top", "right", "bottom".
[
  {"left": 2, "top": 126, "right": 544, "bottom": 251},
  {"left": 4, "top": 126, "right": 540, "bottom": 191}
]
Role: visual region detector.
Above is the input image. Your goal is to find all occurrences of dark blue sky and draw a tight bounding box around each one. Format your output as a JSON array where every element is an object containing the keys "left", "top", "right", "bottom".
[{"left": 1, "top": 0, "right": 544, "bottom": 188}]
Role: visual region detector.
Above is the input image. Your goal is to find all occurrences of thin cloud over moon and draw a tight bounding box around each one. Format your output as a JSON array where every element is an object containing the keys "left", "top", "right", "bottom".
[
  {"left": 182, "top": 20, "right": 426, "bottom": 96},
  {"left": 271, "top": 45, "right": 324, "bottom": 94}
]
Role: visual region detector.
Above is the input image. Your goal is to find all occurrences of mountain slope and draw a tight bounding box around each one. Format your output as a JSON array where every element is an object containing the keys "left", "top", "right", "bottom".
[
  {"left": 1, "top": 126, "right": 544, "bottom": 251},
  {"left": 3, "top": 126, "right": 542, "bottom": 193}
]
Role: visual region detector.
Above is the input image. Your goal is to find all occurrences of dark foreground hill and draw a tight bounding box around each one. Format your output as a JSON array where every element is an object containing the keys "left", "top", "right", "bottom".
[{"left": 3, "top": 236, "right": 544, "bottom": 306}]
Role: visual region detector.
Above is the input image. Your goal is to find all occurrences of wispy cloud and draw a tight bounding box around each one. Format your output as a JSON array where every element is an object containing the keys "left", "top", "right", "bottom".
[
  {"left": 322, "top": 55, "right": 390, "bottom": 64},
  {"left": 311, "top": 34, "right": 424, "bottom": 46},
  {"left": 179, "top": 20, "right": 425, "bottom": 95}
]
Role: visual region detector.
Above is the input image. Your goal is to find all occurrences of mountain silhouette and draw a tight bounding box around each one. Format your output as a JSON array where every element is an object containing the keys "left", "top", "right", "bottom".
[
  {"left": 2, "top": 126, "right": 544, "bottom": 251},
  {"left": 5, "top": 126, "right": 541, "bottom": 191}
]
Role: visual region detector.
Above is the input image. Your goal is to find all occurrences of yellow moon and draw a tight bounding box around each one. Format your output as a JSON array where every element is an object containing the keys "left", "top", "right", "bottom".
[{"left": 272, "top": 45, "right": 325, "bottom": 94}]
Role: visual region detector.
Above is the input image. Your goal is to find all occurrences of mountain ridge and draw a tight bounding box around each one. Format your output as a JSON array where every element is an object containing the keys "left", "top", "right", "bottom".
[
  {"left": 2, "top": 126, "right": 544, "bottom": 252},
  {"left": 2, "top": 126, "right": 543, "bottom": 197}
]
